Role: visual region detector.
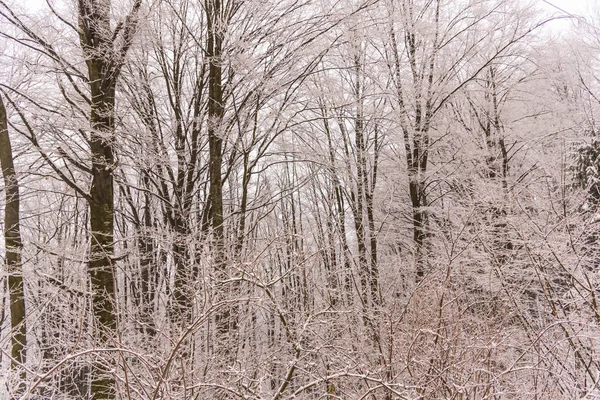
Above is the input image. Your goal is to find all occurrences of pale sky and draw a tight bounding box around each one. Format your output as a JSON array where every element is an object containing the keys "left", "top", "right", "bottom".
[
  {"left": 539, "top": 0, "right": 596, "bottom": 33},
  {"left": 16, "top": 0, "right": 598, "bottom": 34},
  {"left": 18, "top": 0, "right": 597, "bottom": 19},
  {"left": 541, "top": 0, "right": 593, "bottom": 14}
]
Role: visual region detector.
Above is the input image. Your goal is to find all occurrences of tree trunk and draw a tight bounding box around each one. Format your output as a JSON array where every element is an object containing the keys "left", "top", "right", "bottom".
[
  {"left": 0, "top": 94, "right": 27, "bottom": 393},
  {"left": 206, "top": 0, "right": 233, "bottom": 366},
  {"left": 88, "top": 79, "right": 118, "bottom": 400},
  {"left": 78, "top": 0, "right": 141, "bottom": 396}
]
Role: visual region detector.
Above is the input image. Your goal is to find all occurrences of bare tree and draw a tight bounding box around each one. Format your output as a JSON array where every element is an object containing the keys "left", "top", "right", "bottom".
[
  {"left": 386, "top": 0, "right": 548, "bottom": 279},
  {"left": 3, "top": 0, "right": 600, "bottom": 398},
  {"left": 0, "top": 94, "right": 26, "bottom": 395},
  {"left": 0, "top": 0, "right": 142, "bottom": 396}
]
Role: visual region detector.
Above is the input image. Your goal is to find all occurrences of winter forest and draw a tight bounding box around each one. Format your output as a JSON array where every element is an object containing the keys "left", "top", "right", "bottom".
[{"left": 1, "top": 0, "right": 600, "bottom": 398}]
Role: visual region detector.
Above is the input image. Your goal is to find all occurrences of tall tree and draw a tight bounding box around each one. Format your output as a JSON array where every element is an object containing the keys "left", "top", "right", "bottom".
[
  {"left": 0, "top": 94, "right": 26, "bottom": 394},
  {"left": 0, "top": 0, "right": 142, "bottom": 396},
  {"left": 386, "top": 0, "right": 546, "bottom": 279},
  {"left": 206, "top": 0, "right": 229, "bottom": 344},
  {"left": 77, "top": 0, "right": 142, "bottom": 396}
]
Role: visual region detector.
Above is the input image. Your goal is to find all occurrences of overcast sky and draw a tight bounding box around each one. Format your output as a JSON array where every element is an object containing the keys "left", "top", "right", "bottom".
[
  {"left": 15, "top": 0, "right": 599, "bottom": 34},
  {"left": 538, "top": 0, "right": 596, "bottom": 35},
  {"left": 542, "top": 0, "right": 592, "bottom": 13}
]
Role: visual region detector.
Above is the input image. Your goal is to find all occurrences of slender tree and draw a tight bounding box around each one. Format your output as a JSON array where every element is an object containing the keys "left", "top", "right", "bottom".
[{"left": 0, "top": 93, "right": 27, "bottom": 394}]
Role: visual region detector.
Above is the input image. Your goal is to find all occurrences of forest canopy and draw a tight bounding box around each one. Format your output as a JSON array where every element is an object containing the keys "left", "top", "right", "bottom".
[{"left": 1, "top": 0, "right": 600, "bottom": 398}]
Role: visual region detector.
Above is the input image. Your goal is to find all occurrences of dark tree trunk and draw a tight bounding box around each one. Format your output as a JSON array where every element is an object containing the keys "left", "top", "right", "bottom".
[
  {"left": 0, "top": 94, "right": 27, "bottom": 393},
  {"left": 206, "top": 0, "right": 225, "bottom": 270},
  {"left": 206, "top": 0, "right": 233, "bottom": 365},
  {"left": 77, "top": 0, "right": 141, "bottom": 396},
  {"left": 88, "top": 76, "right": 118, "bottom": 400}
]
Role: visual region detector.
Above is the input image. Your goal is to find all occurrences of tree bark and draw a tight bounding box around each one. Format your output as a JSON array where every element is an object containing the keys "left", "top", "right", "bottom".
[
  {"left": 88, "top": 77, "right": 118, "bottom": 400},
  {"left": 206, "top": 0, "right": 233, "bottom": 367},
  {"left": 0, "top": 94, "right": 27, "bottom": 392},
  {"left": 77, "top": 0, "right": 141, "bottom": 396}
]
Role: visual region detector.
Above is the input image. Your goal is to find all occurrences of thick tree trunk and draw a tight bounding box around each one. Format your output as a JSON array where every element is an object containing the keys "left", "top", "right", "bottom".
[
  {"left": 207, "top": 0, "right": 225, "bottom": 269},
  {"left": 0, "top": 94, "right": 27, "bottom": 392},
  {"left": 206, "top": 0, "right": 234, "bottom": 367},
  {"left": 78, "top": 0, "right": 141, "bottom": 395},
  {"left": 88, "top": 87, "right": 117, "bottom": 400}
]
